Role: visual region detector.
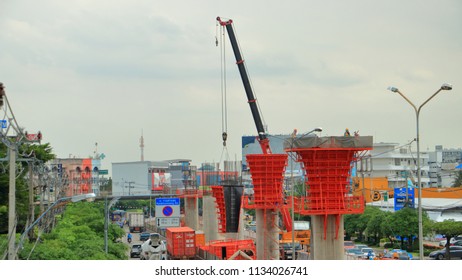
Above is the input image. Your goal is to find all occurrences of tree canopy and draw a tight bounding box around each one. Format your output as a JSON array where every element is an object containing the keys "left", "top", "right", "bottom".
[
  {"left": 0, "top": 142, "right": 55, "bottom": 234},
  {"left": 18, "top": 201, "right": 127, "bottom": 260},
  {"left": 344, "top": 206, "right": 432, "bottom": 251},
  {"left": 431, "top": 219, "right": 462, "bottom": 259}
]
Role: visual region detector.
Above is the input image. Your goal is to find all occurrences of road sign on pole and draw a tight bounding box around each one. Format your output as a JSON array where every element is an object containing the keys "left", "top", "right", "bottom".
[
  {"left": 156, "top": 217, "right": 180, "bottom": 228},
  {"left": 155, "top": 198, "right": 180, "bottom": 218}
]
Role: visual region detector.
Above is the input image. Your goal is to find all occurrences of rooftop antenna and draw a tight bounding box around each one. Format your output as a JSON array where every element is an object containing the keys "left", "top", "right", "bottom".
[{"left": 140, "top": 130, "right": 144, "bottom": 161}]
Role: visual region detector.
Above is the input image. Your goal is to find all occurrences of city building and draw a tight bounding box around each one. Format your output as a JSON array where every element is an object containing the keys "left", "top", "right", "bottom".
[
  {"left": 368, "top": 142, "right": 430, "bottom": 189},
  {"left": 111, "top": 159, "right": 196, "bottom": 196},
  {"left": 428, "top": 145, "right": 461, "bottom": 187},
  {"left": 49, "top": 157, "right": 106, "bottom": 196}
]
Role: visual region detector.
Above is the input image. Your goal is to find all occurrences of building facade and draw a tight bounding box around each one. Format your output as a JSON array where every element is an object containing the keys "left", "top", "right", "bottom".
[
  {"left": 111, "top": 159, "right": 196, "bottom": 196},
  {"left": 368, "top": 142, "right": 430, "bottom": 189},
  {"left": 428, "top": 145, "right": 461, "bottom": 187},
  {"left": 49, "top": 157, "right": 105, "bottom": 196}
]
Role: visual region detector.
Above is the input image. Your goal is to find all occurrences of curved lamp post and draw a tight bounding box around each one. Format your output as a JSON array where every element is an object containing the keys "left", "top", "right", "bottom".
[
  {"left": 289, "top": 127, "right": 322, "bottom": 259},
  {"left": 17, "top": 192, "right": 96, "bottom": 258},
  {"left": 387, "top": 83, "right": 452, "bottom": 260}
]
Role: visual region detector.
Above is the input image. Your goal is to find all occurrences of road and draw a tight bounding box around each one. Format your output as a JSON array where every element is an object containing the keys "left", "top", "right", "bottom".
[{"left": 120, "top": 224, "right": 143, "bottom": 260}]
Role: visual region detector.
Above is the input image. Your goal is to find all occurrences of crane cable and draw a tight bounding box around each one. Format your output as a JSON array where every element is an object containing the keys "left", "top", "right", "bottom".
[{"left": 217, "top": 21, "right": 230, "bottom": 162}]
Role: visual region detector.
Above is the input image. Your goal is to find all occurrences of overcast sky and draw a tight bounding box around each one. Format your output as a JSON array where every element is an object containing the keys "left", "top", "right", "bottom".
[{"left": 1, "top": 0, "right": 461, "bottom": 171}]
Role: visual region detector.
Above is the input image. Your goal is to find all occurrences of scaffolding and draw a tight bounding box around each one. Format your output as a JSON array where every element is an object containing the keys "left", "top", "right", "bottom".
[{"left": 285, "top": 136, "right": 373, "bottom": 239}]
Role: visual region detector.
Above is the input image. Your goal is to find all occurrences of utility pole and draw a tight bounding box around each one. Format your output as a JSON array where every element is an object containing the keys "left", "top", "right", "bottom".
[
  {"left": 1, "top": 84, "right": 43, "bottom": 260},
  {"left": 105, "top": 196, "right": 120, "bottom": 254},
  {"left": 8, "top": 146, "right": 16, "bottom": 260},
  {"left": 126, "top": 181, "right": 135, "bottom": 196},
  {"left": 27, "top": 163, "right": 35, "bottom": 241}
]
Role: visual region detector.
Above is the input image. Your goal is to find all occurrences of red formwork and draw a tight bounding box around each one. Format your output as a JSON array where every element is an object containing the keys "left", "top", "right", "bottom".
[
  {"left": 290, "top": 148, "right": 367, "bottom": 240},
  {"left": 245, "top": 154, "right": 288, "bottom": 208},
  {"left": 200, "top": 239, "right": 256, "bottom": 260},
  {"left": 211, "top": 186, "right": 226, "bottom": 233},
  {"left": 295, "top": 149, "right": 364, "bottom": 215}
]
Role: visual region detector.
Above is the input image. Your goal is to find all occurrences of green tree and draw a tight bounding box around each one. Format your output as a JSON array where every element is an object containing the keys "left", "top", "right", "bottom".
[
  {"left": 344, "top": 213, "right": 361, "bottom": 240},
  {"left": 19, "top": 201, "right": 126, "bottom": 260},
  {"left": 386, "top": 207, "right": 428, "bottom": 250},
  {"left": 380, "top": 211, "right": 396, "bottom": 246},
  {"left": 0, "top": 142, "right": 55, "bottom": 234},
  {"left": 366, "top": 208, "right": 387, "bottom": 245},
  {"left": 344, "top": 207, "right": 379, "bottom": 242},
  {"left": 432, "top": 219, "right": 462, "bottom": 259},
  {"left": 452, "top": 171, "right": 462, "bottom": 188}
]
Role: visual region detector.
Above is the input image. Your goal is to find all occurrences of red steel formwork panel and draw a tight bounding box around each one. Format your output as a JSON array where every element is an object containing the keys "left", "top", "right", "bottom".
[
  {"left": 245, "top": 154, "right": 288, "bottom": 209},
  {"left": 211, "top": 186, "right": 226, "bottom": 233},
  {"left": 200, "top": 239, "right": 256, "bottom": 260},
  {"left": 295, "top": 149, "right": 364, "bottom": 215}
]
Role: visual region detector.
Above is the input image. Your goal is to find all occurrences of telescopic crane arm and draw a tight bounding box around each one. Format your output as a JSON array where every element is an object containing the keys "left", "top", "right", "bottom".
[{"left": 217, "top": 17, "right": 272, "bottom": 154}]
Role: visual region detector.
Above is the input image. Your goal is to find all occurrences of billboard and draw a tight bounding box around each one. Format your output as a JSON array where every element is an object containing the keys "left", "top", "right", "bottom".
[
  {"left": 394, "top": 179, "right": 415, "bottom": 211},
  {"left": 151, "top": 172, "right": 171, "bottom": 191}
]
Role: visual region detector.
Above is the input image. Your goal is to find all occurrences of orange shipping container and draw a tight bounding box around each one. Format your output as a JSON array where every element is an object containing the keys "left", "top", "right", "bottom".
[
  {"left": 195, "top": 231, "right": 205, "bottom": 247},
  {"left": 166, "top": 227, "right": 196, "bottom": 259}
]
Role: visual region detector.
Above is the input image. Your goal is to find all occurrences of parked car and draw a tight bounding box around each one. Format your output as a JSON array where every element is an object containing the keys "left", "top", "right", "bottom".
[
  {"left": 344, "top": 241, "right": 355, "bottom": 250},
  {"left": 279, "top": 242, "right": 303, "bottom": 260},
  {"left": 429, "top": 245, "right": 462, "bottom": 260},
  {"left": 345, "top": 248, "right": 363, "bottom": 259},
  {"left": 438, "top": 235, "right": 462, "bottom": 247},
  {"left": 140, "top": 232, "right": 151, "bottom": 241},
  {"left": 130, "top": 244, "right": 142, "bottom": 258},
  {"left": 361, "top": 247, "right": 376, "bottom": 259},
  {"left": 389, "top": 249, "right": 413, "bottom": 260},
  {"left": 354, "top": 244, "right": 368, "bottom": 250}
]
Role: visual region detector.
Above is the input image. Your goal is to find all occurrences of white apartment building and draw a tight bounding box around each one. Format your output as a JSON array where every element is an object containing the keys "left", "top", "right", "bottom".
[
  {"left": 368, "top": 142, "right": 430, "bottom": 189},
  {"left": 428, "top": 145, "right": 462, "bottom": 187}
]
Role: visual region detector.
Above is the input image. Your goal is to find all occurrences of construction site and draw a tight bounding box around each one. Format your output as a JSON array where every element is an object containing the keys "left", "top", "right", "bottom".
[{"left": 139, "top": 17, "right": 374, "bottom": 261}]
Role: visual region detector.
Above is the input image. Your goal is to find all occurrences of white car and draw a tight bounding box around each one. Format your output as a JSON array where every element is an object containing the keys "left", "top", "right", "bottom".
[
  {"left": 439, "top": 236, "right": 462, "bottom": 247},
  {"left": 361, "top": 247, "right": 376, "bottom": 259}
]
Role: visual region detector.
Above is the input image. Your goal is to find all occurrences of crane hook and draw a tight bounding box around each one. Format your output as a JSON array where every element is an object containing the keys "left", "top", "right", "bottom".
[{"left": 222, "top": 132, "right": 227, "bottom": 146}]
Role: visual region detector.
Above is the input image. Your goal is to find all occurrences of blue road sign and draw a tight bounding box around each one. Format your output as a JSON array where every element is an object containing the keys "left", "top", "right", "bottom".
[
  {"left": 162, "top": 206, "right": 174, "bottom": 217},
  {"left": 394, "top": 180, "right": 415, "bottom": 211},
  {"left": 155, "top": 197, "right": 180, "bottom": 218},
  {"left": 155, "top": 198, "right": 180, "bottom": 206},
  {"left": 1, "top": 120, "right": 7, "bottom": 129}
]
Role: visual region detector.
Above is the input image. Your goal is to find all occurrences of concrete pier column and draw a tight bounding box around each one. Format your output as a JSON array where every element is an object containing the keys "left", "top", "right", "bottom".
[
  {"left": 256, "top": 209, "right": 280, "bottom": 260},
  {"left": 310, "top": 215, "right": 345, "bottom": 260},
  {"left": 203, "top": 195, "right": 220, "bottom": 242},
  {"left": 184, "top": 197, "right": 199, "bottom": 230}
]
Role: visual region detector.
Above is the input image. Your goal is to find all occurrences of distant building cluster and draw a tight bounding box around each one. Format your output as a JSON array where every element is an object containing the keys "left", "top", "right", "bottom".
[{"left": 48, "top": 135, "right": 462, "bottom": 209}]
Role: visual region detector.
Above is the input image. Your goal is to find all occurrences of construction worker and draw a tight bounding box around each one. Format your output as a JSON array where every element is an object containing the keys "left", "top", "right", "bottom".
[{"left": 344, "top": 128, "right": 351, "bottom": 136}]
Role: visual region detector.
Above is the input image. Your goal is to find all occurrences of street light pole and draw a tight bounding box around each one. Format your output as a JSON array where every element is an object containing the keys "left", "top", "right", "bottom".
[
  {"left": 289, "top": 127, "right": 322, "bottom": 260},
  {"left": 388, "top": 83, "right": 452, "bottom": 260},
  {"left": 105, "top": 196, "right": 120, "bottom": 254}
]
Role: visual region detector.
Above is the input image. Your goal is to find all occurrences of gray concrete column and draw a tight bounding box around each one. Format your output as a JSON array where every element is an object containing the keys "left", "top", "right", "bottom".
[
  {"left": 184, "top": 197, "right": 199, "bottom": 230},
  {"left": 310, "top": 214, "right": 345, "bottom": 260},
  {"left": 202, "top": 195, "right": 220, "bottom": 242},
  {"left": 256, "top": 209, "right": 280, "bottom": 260}
]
